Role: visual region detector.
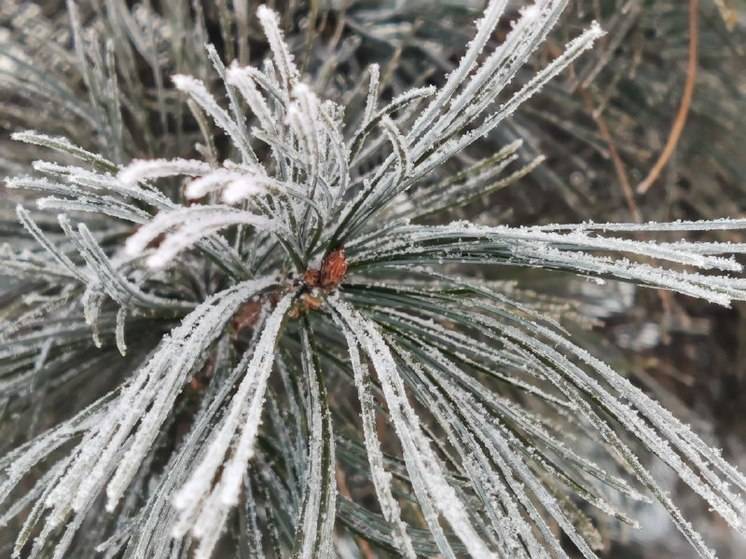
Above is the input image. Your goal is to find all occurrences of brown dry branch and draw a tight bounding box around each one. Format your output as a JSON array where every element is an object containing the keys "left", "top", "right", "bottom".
[{"left": 637, "top": 0, "right": 700, "bottom": 194}]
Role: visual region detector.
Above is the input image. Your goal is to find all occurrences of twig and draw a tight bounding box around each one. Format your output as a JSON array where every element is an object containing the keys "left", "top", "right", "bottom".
[
  {"left": 580, "top": 89, "right": 641, "bottom": 222},
  {"left": 547, "top": 35, "right": 640, "bottom": 222},
  {"left": 637, "top": 0, "right": 699, "bottom": 194}
]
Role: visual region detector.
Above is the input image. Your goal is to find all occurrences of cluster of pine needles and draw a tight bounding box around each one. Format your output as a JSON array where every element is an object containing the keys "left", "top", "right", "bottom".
[{"left": 1, "top": 1, "right": 745, "bottom": 558}]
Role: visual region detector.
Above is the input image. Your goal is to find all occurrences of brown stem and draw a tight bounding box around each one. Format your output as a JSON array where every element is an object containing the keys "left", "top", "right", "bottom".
[
  {"left": 580, "top": 89, "right": 641, "bottom": 222},
  {"left": 637, "top": 0, "right": 700, "bottom": 194}
]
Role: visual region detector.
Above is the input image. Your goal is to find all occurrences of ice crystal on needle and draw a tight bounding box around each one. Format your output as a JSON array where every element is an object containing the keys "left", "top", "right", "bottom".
[{"left": 1, "top": 1, "right": 746, "bottom": 558}]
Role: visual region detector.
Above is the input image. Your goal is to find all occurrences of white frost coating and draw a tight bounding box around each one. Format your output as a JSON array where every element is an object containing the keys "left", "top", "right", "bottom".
[
  {"left": 415, "top": 320, "right": 646, "bottom": 504},
  {"left": 171, "top": 293, "right": 293, "bottom": 552},
  {"left": 363, "top": 64, "right": 381, "bottom": 127},
  {"left": 222, "top": 175, "right": 265, "bottom": 204},
  {"left": 482, "top": 20, "right": 603, "bottom": 131},
  {"left": 409, "top": 153, "right": 540, "bottom": 219},
  {"left": 184, "top": 169, "right": 242, "bottom": 199},
  {"left": 124, "top": 339, "right": 256, "bottom": 558},
  {"left": 381, "top": 117, "right": 412, "bottom": 180},
  {"left": 349, "top": 85, "right": 436, "bottom": 165},
  {"left": 499, "top": 326, "right": 721, "bottom": 558},
  {"left": 226, "top": 64, "right": 276, "bottom": 133},
  {"left": 101, "top": 278, "right": 277, "bottom": 510},
  {"left": 16, "top": 205, "right": 87, "bottom": 282},
  {"left": 351, "top": 221, "right": 746, "bottom": 306},
  {"left": 533, "top": 218, "right": 746, "bottom": 232},
  {"left": 422, "top": 0, "right": 568, "bottom": 151},
  {"left": 418, "top": 20, "right": 603, "bottom": 176},
  {"left": 379, "top": 283, "right": 730, "bottom": 558},
  {"left": 7, "top": 0, "right": 746, "bottom": 556},
  {"left": 336, "top": 3, "right": 601, "bottom": 234},
  {"left": 115, "top": 306, "right": 127, "bottom": 357},
  {"left": 18, "top": 278, "right": 275, "bottom": 530},
  {"left": 295, "top": 327, "right": 337, "bottom": 559},
  {"left": 34, "top": 161, "right": 173, "bottom": 209},
  {"left": 217, "top": 293, "right": 293, "bottom": 505},
  {"left": 144, "top": 214, "right": 266, "bottom": 269},
  {"left": 74, "top": 223, "right": 187, "bottom": 311},
  {"left": 0, "top": 403, "right": 105, "bottom": 508},
  {"left": 124, "top": 206, "right": 271, "bottom": 260},
  {"left": 416, "top": 286, "right": 733, "bottom": 558},
  {"left": 205, "top": 43, "right": 256, "bottom": 165},
  {"left": 11, "top": 130, "right": 116, "bottom": 169},
  {"left": 256, "top": 5, "right": 299, "bottom": 94},
  {"left": 347, "top": 117, "right": 413, "bottom": 233},
  {"left": 172, "top": 74, "right": 255, "bottom": 163},
  {"left": 409, "top": 0, "right": 509, "bottom": 144},
  {"left": 8, "top": 164, "right": 174, "bottom": 215},
  {"left": 409, "top": 352, "right": 561, "bottom": 558},
  {"left": 533, "top": 323, "right": 746, "bottom": 532},
  {"left": 285, "top": 95, "right": 322, "bottom": 203},
  {"left": 428, "top": 366, "right": 600, "bottom": 559},
  {"left": 333, "top": 297, "right": 496, "bottom": 559},
  {"left": 118, "top": 158, "right": 211, "bottom": 185},
  {"left": 335, "top": 321, "right": 417, "bottom": 559}
]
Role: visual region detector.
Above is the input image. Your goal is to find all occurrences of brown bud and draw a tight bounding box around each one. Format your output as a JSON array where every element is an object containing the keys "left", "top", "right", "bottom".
[
  {"left": 319, "top": 248, "right": 348, "bottom": 290},
  {"left": 301, "top": 293, "right": 323, "bottom": 311},
  {"left": 303, "top": 268, "right": 321, "bottom": 287}
]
